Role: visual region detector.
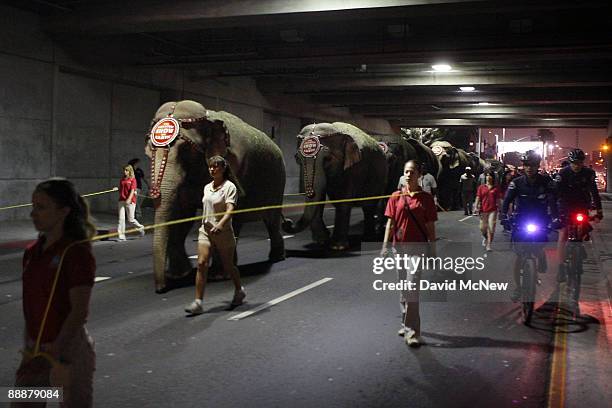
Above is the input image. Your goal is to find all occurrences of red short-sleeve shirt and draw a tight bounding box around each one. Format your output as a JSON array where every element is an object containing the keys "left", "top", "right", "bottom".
[
  {"left": 119, "top": 177, "right": 137, "bottom": 204},
  {"left": 385, "top": 190, "right": 437, "bottom": 243},
  {"left": 22, "top": 237, "right": 96, "bottom": 343},
  {"left": 477, "top": 184, "right": 503, "bottom": 213}
]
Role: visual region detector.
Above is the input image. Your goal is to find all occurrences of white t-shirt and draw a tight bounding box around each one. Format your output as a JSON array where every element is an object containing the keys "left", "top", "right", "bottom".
[{"left": 202, "top": 180, "right": 237, "bottom": 231}]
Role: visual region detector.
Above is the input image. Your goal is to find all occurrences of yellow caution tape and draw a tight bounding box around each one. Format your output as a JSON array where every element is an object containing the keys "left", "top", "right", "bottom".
[{"left": 0, "top": 187, "right": 119, "bottom": 211}]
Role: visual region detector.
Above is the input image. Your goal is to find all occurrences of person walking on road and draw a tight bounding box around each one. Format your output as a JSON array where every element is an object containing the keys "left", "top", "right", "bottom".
[
  {"left": 128, "top": 158, "right": 148, "bottom": 219},
  {"left": 474, "top": 172, "right": 503, "bottom": 251},
  {"left": 14, "top": 178, "right": 97, "bottom": 407},
  {"left": 460, "top": 167, "right": 477, "bottom": 215},
  {"left": 117, "top": 165, "right": 145, "bottom": 241},
  {"left": 383, "top": 160, "right": 437, "bottom": 347},
  {"left": 185, "top": 156, "right": 246, "bottom": 315}
]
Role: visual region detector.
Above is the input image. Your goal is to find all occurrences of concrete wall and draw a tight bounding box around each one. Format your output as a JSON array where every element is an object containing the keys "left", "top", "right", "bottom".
[{"left": 0, "top": 4, "right": 391, "bottom": 221}]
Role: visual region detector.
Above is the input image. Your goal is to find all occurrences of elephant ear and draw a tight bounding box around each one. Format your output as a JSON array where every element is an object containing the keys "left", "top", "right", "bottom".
[
  {"left": 343, "top": 136, "right": 362, "bottom": 170},
  {"left": 197, "top": 118, "right": 230, "bottom": 157}
]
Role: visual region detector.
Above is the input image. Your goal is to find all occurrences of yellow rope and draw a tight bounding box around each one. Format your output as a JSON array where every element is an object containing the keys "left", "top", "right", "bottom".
[{"left": 0, "top": 187, "right": 118, "bottom": 211}]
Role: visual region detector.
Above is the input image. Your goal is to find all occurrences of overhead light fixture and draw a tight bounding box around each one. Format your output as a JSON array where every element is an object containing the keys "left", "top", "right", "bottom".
[
  {"left": 432, "top": 64, "right": 452, "bottom": 72},
  {"left": 478, "top": 102, "right": 490, "bottom": 106},
  {"left": 459, "top": 86, "right": 475, "bottom": 92}
]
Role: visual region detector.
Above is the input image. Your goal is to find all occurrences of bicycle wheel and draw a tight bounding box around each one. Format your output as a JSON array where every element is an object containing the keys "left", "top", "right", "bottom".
[
  {"left": 521, "top": 258, "right": 537, "bottom": 324},
  {"left": 567, "top": 245, "right": 583, "bottom": 316}
]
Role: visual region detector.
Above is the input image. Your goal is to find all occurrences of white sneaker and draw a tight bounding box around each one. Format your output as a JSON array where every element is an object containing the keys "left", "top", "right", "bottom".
[
  {"left": 398, "top": 326, "right": 407, "bottom": 337},
  {"left": 486, "top": 245, "right": 492, "bottom": 252},
  {"left": 231, "top": 287, "right": 246, "bottom": 306},
  {"left": 118, "top": 235, "right": 127, "bottom": 241},
  {"left": 185, "top": 300, "right": 204, "bottom": 315},
  {"left": 404, "top": 328, "right": 421, "bottom": 347},
  {"left": 139, "top": 227, "right": 145, "bottom": 237},
  {"left": 482, "top": 237, "right": 487, "bottom": 247}
]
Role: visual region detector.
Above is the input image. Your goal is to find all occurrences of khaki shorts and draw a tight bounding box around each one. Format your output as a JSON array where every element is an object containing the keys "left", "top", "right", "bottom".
[
  {"left": 479, "top": 211, "right": 498, "bottom": 233},
  {"left": 198, "top": 224, "right": 236, "bottom": 249}
]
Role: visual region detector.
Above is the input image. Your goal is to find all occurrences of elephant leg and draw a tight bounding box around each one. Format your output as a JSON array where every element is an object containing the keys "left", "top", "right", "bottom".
[
  {"left": 310, "top": 205, "right": 330, "bottom": 245},
  {"left": 166, "top": 219, "right": 196, "bottom": 280},
  {"left": 331, "top": 204, "right": 352, "bottom": 251},
  {"left": 263, "top": 209, "right": 286, "bottom": 262}
]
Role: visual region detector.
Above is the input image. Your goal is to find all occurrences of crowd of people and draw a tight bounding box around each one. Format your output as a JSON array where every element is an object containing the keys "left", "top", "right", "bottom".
[{"left": 382, "top": 148, "right": 603, "bottom": 348}]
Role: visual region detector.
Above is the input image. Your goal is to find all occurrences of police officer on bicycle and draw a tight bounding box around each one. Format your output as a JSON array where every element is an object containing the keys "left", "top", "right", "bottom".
[
  {"left": 501, "top": 151, "right": 559, "bottom": 301},
  {"left": 555, "top": 148, "right": 603, "bottom": 282}
]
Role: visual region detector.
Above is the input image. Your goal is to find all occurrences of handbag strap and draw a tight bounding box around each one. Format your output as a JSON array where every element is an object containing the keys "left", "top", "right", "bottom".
[{"left": 401, "top": 191, "right": 430, "bottom": 242}]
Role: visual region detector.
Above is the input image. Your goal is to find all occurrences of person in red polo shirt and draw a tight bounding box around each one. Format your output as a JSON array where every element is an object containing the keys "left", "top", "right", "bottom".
[
  {"left": 382, "top": 160, "right": 437, "bottom": 348},
  {"left": 117, "top": 164, "right": 145, "bottom": 241},
  {"left": 474, "top": 172, "right": 503, "bottom": 252},
  {"left": 14, "top": 178, "right": 96, "bottom": 407}
]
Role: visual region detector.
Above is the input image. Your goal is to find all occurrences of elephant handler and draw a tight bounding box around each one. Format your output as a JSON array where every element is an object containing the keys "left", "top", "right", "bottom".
[
  {"left": 382, "top": 160, "right": 437, "bottom": 348},
  {"left": 185, "top": 156, "right": 246, "bottom": 315},
  {"left": 459, "top": 167, "right": 477, "bottom": 215},
  {"left": 474, "top": 172, "right": 503, "bottom": 252}
]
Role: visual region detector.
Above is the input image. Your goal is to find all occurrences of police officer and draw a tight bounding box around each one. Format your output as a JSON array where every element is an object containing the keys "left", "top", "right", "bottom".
[
  {"left": 501, "top": 151, "right": 558, "bottom": 301},
  {"left": 555, "top": 148, "right": 603, "bottom": 282}
]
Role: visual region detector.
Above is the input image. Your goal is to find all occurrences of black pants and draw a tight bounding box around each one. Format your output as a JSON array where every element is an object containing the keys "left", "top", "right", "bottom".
[{"left": 462, "top": 192, "right": 474, "bottom": 214}]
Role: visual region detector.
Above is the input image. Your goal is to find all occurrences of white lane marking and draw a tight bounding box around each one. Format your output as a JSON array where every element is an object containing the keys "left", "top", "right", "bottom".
[
  {"left": 459, "top": 215, "right": 474, "bottom": 222},
  {"left": 95, "top": 277, "right": 111, "bottom": 283},
  {"left": 227, "top": 277, "right": 334, "bottom": 321}
]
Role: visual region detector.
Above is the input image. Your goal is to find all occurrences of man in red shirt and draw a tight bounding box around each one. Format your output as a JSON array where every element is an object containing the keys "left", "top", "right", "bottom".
[{"left": 474, "top": 172, "right": 503, "bottom": 251}]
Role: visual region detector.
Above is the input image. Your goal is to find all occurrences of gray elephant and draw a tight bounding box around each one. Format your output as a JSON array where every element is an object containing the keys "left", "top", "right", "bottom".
[
  {"left": 282, "top": 122, "right": 387, "bottom": 251},
  {"left": 146, "top": 100, "right": 286, "bottom": 293},
  {"left": 370, "top": 134, "right": 420, "bottom": 194},
  {"left": 429, "top": 140, "right": 473, "bottom": 210},
  {"left": 403, "top": 137, "right": 440, "bottom": 179}
]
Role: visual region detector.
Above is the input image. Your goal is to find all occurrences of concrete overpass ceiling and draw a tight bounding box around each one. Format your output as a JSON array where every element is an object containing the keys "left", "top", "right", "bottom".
[{"left": 8, "top": 0, "right": 612, "bottom": 127}]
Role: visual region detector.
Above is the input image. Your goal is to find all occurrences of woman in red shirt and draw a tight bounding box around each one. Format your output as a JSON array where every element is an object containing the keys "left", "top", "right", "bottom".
[
  {"left": 15, "top": 178, "right": 97, "bottom": 407},
  {"left": 117, "top": 164, "right": 145, "bottom": 241},
  {"left": 474, "top": 172, "right": 503, "bottom": 251},
  {"left": 382, "top": 160, "right": 437, "bottom": 347}
]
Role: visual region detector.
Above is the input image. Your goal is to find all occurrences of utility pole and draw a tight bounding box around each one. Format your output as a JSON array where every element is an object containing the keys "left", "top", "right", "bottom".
[{"left": 575, "top": 129, "right": 579, "bottom": 148}]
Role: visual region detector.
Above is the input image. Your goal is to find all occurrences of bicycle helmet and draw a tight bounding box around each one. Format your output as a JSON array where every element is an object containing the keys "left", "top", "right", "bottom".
[
  {"left": 567, "top": 148, "right": 585, "bottom": 163},
  {"left": 520, "top": 150, "right": 541, "bottom": 166}
]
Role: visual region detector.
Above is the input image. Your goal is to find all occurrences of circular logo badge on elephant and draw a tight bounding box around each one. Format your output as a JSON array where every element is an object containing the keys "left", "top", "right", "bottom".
[
  {"left": 431, "top": 145, "right": 444, "bottom": 156},
  {"left": 377, "top": 142, "right": 389, "bottom": 154},
  {"left": 299, "top": 136, "right": 321, "bottom": 158},
  {"left": 150, "top": 117, "right": 180, "bottom": 147}
]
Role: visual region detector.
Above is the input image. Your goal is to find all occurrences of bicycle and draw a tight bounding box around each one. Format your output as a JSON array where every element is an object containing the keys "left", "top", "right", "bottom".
[
  {"left": 560, "top": 211, "right": 595, "bottom": 317},
  {"left": 507, "top": 216, "right": 550, "bottom": 324}
]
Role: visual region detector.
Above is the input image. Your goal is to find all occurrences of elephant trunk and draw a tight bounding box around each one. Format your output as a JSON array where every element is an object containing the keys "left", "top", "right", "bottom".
[
  {"left": 151, "top": 148, "right": 196, "bottom": 292},
  {"left": 283, "top": 156, "right": 326, "bottom": 234}
]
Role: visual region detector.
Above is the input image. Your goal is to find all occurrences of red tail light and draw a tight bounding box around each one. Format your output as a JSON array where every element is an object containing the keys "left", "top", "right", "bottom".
[{"left": 575, "top": 214, "right": 585, "bottom": 222}]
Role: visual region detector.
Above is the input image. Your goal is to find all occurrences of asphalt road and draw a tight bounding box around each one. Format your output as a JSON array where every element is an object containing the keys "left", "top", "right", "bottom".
[{"left": 0, "top": 207, "right": 604, "bottom": 407}]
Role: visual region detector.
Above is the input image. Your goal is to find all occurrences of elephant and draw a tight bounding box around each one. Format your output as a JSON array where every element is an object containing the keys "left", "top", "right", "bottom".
[
  {"left": 145, "top": 100, "right": 286, "bottom": 293},
  {"left": 370, "top": 133, "right": 420, "bottom": 195},
  {"left": 403, "top": 137, "right": 440, "bottom": 179},
  {"left": 282, "top": 122, "right": 387, "bottom": 251},
  {"left": 429, "top": 140, "right": 473, "bottom": 210}
]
